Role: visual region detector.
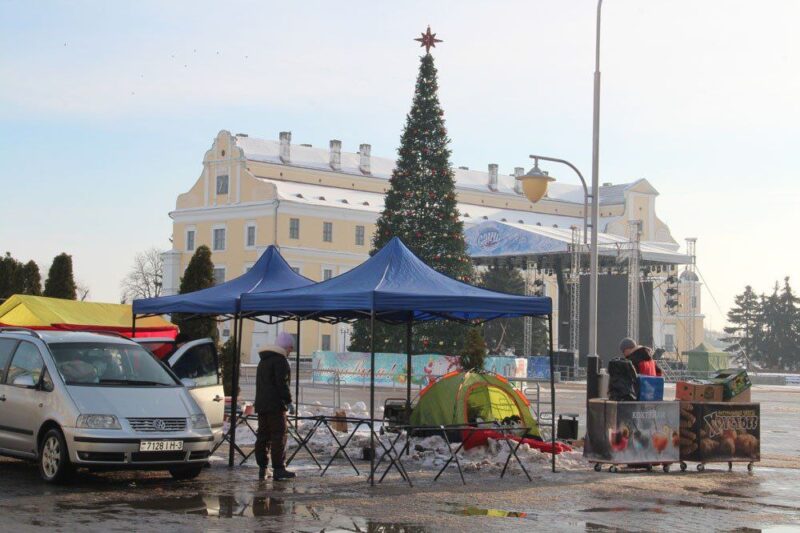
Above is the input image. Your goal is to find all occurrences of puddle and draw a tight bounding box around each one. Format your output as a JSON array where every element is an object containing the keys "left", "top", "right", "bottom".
[
  {"left": 654, "top": 498, "right": 736, "bottom": 511},
  {"left": 580, "top": 506, "right": 666, "bottom": 514},
  {"left": 450, "top": 506, "right": 530, "bottom": 518},
  {"left": 57, "top": 494, "right": 427, "bottom": 530},
  {"left": 700, "top": 489, "right": 753, "bottom": 499}
]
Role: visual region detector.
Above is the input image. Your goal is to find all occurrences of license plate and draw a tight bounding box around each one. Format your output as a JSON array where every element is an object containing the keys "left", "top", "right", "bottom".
[{"left": 139, "top": 440, "right": 184, "bottom": 452}]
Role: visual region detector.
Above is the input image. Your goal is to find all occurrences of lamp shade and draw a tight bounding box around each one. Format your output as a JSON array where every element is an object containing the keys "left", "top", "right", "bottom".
[{"left": 516, "top": 167, "right": 555, "bottom": 203}]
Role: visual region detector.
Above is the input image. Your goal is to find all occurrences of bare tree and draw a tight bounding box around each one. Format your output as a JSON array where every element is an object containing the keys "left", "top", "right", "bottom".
[
  {"left": 75, "top": 280, "right": 90, "bottom": 302},
  {"left": 120, "top": 248, "right": 164, "bottom": 303}
]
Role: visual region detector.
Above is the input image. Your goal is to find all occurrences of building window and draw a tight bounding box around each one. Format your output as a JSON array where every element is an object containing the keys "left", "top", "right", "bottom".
[
  {"left": 355, "top": 225, "right": 365, "bottom": 246},
  {"left": 216, "top": 174, "right": 229, "bottom": 195},
  {"left": 691, "top": 296, "right": 697, "bottom": 309},
  {"left": 213, "top": 267, "right": 226, "bottom": 285},
  {"left": 213, "top": 227, "right": 226, "bottom": 251},
  {"left": 289, "top": 218, "right": 300, "bottom": 239},
  {"left": 321, "top": 334, "right": 331, "bottom": 351},
  {"left": 665, "top": 334, "right": 675, "bottom": 352},
  {"left": 323, "top": 268, "right": 333, "bottom": 281},
  {"left": 186, "top": 229, "right": 196, "bottom": 252},
  {"left": 323, "top": 222, "right": 333, "bottom": 243},
  {"left": 246, "top": 224, "right": 256, "bottom": 248},
  {"left": 289, "top": 333, "right": 298, "bottom": 352}
]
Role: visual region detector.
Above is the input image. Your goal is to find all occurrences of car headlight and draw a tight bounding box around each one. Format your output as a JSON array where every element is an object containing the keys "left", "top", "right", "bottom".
[
  {"left": 77, "top": 414, "right": 121, "bottom": 429},
  {"left": 190, "top": 413, "right": 209, "bottom": 430}
]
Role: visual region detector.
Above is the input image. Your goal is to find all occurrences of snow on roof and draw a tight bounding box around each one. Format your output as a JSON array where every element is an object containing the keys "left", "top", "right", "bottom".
[
  {"left": 236, "top": 134, "right": 643, "bottom": 206},
  {"left": 258, "top": 178, "right": 622, "bottom": 230}
]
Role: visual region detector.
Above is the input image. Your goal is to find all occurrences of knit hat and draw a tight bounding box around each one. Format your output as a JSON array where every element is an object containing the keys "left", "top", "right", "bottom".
[
  {"left": 619, "top": 337, "right": 637, "bottom": 353},
  {"left": 276, "top": 331, "right": 295, "bottom": 352}
]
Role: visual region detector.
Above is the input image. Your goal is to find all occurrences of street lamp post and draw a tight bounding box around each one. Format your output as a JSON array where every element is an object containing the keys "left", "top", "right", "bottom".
[{"left": 516, "top": 0, "right": 604, "bottom": 370}]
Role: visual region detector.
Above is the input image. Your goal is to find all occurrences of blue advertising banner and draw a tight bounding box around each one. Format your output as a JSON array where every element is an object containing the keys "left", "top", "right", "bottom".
[
  {"left": 464, "top": 221, "right": 566, "bottom": 258},
  {"left": 527, "top": 356, "right": 551, "bottom": 379}
]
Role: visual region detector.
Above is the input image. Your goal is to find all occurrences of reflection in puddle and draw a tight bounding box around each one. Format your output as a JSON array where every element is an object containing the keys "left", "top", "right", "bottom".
[
  {"left": 57, "top": 494, "right": 426, "bottom": 531},
  {"left": 451, "top": 506, "right": 530, "bottom": 518}
]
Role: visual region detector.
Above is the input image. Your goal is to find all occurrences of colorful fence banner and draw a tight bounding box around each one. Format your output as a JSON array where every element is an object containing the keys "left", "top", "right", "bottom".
[{"left": 312, "top": 352, "right": 527, "bottom": 387}]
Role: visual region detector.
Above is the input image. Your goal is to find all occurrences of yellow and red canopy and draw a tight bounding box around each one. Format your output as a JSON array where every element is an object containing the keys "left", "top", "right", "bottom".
[{"left": 0, "top": 294, "right": 176, "bottom": 339}]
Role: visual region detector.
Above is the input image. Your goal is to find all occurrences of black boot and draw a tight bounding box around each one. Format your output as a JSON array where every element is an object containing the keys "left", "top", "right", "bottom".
[{"left": 273, "top": 468, "right": 296, "bottom": 481}]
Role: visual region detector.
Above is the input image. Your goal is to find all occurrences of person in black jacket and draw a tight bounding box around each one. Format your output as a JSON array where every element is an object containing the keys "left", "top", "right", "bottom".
[{"left": 254, "top": 332, "right": 296, "bottom": 481}]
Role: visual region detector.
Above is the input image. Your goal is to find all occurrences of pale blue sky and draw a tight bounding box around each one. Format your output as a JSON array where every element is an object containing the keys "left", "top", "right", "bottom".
[{"left": 1, "top": 1, "right": 798, "bottom": 328}]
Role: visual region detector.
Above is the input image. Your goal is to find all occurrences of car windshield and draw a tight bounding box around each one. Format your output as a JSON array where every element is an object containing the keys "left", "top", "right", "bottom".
[{"left": 48, "top": 342, "right": 178, "bottom": 387}]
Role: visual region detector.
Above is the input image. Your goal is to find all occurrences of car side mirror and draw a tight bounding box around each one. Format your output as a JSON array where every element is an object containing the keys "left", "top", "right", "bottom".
[
  {"left": 13, "top": 374, "right": 36, "bottom": 387},
  {"left": 180, "top": 378, "right": 197, "bottom": 388}
]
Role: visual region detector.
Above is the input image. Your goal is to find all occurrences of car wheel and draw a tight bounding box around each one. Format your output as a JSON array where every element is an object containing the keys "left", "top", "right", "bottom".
[
  {"left": 169, "top": 465, "right": 204, "bottom": 480},
  {"left": 39, "top": 428, "right": 74, "bottom": 484}
]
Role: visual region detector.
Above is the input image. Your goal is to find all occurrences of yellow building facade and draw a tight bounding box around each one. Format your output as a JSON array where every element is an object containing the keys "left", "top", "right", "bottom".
[{"left": 164, "top": 130, "right": 703, "bottom": 362}]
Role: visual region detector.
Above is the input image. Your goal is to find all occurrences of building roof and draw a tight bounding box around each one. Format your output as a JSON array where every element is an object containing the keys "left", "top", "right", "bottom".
[
  {"left": 235, "top": 134, "right": 650, "bottom": 206},
  {"left": 258, "top": 178, "right": 623, "bottom": 231}
]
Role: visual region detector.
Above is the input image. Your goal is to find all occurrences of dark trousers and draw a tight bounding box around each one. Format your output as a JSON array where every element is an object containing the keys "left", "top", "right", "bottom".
[{"left": 254, "top": 411, "right": 288, "bottom": 469}]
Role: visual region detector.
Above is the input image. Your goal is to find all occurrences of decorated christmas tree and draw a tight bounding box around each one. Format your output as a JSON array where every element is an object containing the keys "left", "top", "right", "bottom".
[{"left": 350, "top": 28, "right": 475, "bottom": 354}]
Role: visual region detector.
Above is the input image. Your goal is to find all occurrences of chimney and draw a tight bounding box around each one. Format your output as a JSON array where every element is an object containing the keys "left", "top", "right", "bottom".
[
  {"left": 359, "top": 144, "right": 371, "bottom": 175},
  {"left": 514, "top": 167, "right": 525, "bottom": 194},
  {"left": 329, "top": 139, "right": 342, "bottom": 171},
  {"left": 488, "top": 163, "right": 499, "bottom": 191},
  {"left": 279, "top": 131, "right": 291, "bottom": 163}
]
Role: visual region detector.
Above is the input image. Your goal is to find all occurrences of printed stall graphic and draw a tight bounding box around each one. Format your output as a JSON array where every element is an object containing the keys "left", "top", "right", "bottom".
[
  {"left": 679, "top": 402, "right": 760, "bottom": 463},
  {"left": 585, "top": 400, "right": 680, "bottom": 464}
]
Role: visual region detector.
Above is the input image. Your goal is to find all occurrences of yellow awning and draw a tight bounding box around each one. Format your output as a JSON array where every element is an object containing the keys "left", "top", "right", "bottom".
[{"left": 0, "top": 294, "right": 176, "bottom": 337}]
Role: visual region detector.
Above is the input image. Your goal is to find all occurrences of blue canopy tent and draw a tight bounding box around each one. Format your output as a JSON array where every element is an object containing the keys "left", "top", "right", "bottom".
[
  {"left": 240, "top": 237, "right": 556, "bottom": 478},
  {"left": 132, "top": 245, "right": 313, "bottom": 466}
]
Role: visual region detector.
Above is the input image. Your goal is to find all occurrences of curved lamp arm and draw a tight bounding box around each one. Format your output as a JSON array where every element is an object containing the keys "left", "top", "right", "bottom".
[{"left": 529, "top": 154, "right": 591, "bottom": 244}]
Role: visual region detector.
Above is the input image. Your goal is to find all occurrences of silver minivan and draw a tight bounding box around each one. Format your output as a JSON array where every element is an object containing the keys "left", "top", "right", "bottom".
[{"left": 0, "top": 329, "right": 215, "bottom": 483}]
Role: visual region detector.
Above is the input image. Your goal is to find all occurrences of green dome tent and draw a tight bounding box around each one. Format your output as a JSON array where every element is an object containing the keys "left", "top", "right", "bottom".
[
  {"left": 410, "top": 371, "right": 541, "bottom": 439},
  {"left": 684, "top": 343, "right": 731, "bottom": 372}
]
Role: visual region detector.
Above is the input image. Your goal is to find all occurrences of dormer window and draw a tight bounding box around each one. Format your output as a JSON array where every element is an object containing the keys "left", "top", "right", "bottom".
[{"left": 216, "top": 174, "right": 229, "bottom": 195}]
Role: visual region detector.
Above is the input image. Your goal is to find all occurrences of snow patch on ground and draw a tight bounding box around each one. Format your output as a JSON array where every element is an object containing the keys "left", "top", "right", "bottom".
[{"left": 224, "top": 404, "right": 587, "bottom": 475}]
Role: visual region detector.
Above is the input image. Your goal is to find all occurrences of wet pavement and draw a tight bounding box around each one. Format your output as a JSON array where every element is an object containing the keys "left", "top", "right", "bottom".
[{"left": 1, "top": 384, "right": 799, "bottom": 532}]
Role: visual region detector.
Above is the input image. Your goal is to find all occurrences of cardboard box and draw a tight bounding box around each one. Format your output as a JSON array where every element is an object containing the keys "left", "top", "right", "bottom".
[
  {"left": 679, "top": 402, "right": 760, "bottom": 463},
  {"left": 675, "top": 381, "right": 723, "bottom": 402},
  {"left": 727, "top": 388, "right": 751, "bottom": 403},
  {"left": 711, "top": 369, "right": 752, "bottom": 400},
  {"left": 676, "top": 381, "right": 695, "bottom": 401},
  {"left": 638, "top": 376, "right": 664, "bottom": 401}
]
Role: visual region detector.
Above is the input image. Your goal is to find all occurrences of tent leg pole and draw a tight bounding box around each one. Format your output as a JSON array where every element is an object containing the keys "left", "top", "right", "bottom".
[
  {"left": 406, "top": 319, "right": 412, "bottom": 456},
  {"left": 548, "top": 314, "right": 556, "bottom": 473},
  {"left": 295, "top": 317, "right": 301, "bottom": 430},
  {"left": 228, "top": 315, "right": 241, "bottom": 468},
  {"left": 131, "top": 315, "right": 136, "bottom": 339},
  {"left": 369, "top": 310, "right": 375, "bottom": 486}
]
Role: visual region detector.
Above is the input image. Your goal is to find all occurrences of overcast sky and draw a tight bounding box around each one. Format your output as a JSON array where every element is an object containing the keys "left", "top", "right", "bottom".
[{"left": 1, "top": 0, "right": 798, "bottom": 330}]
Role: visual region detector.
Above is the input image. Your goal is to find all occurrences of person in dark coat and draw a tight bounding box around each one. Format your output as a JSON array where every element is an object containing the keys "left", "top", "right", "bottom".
[
  {"left": 619, "top": 337, "right": 662, "bottom": 377},
  {"left": 254, "top": 332, "right": 296, "bottom": 481}
]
